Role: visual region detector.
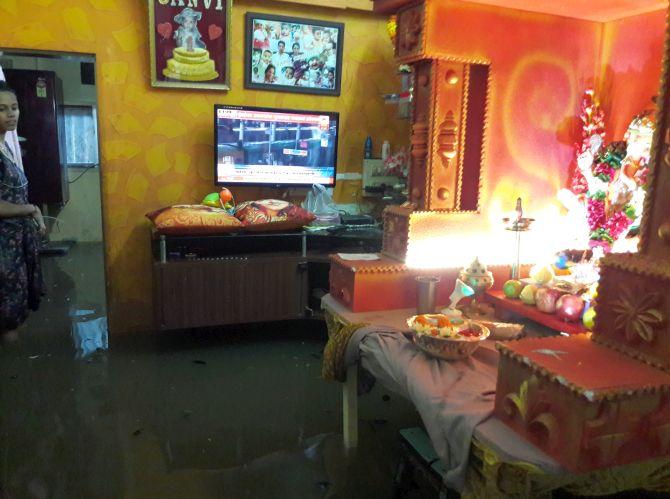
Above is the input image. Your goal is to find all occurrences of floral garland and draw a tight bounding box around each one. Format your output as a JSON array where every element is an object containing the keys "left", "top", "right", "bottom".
[
  {"left": 570, "top": 90, "right": 606, "bottom": 196},
  {"left": 570, "top": 90, "right": 652, "bottom": 252},
  {"left": 585, "top": 142, "right": 636, "bottom": 251}
]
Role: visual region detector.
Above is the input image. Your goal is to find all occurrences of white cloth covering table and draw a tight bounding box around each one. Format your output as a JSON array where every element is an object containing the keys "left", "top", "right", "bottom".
[{"left": 321, "top": 294, "right": 564, "bottom": 492}]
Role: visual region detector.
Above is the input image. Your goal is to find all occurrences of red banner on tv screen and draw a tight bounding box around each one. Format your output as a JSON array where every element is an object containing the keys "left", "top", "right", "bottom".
[{"left": 217, "top": 108, "right": 329, "bottom": 129}]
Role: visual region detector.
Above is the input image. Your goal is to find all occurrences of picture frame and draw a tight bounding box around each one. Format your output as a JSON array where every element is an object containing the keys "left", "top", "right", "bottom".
[
  {"left": 244, "top": 12, "right": 344, "bottom": 96},
  {"left": 148, "top": 0, "right": 231, "bottom": 91}
]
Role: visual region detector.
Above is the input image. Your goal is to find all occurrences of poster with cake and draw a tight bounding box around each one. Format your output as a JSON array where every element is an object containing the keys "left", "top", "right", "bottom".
[{"left": 148, "top": 0, "right": 231, "bottom": 90}]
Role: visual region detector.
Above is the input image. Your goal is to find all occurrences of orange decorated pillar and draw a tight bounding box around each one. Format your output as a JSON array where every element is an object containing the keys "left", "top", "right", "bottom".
[
  {"left": 383, "top": 0, "right": 488, "bottom": 211},
  {"left": 373, "top": 0, "right": 490, "bottom": 261}
]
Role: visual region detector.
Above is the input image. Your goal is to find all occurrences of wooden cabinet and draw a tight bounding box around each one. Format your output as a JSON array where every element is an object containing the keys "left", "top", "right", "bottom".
[
  {"left": 151, "top": 230, "right": 382, "bottom": 331},
  {"left": 153, "top": 254, "right": 307, "bottom": 330}
]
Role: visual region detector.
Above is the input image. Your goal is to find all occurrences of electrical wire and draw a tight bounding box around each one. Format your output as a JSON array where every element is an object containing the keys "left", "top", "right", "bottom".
[
  {"left": 68, "top": 164, "right": 97, "bottom": 184},
  {"left": 42, "top": 215, "right": 64, "bottom": 233},
  {"left": 42, "top": 215, "right": 63, "bottom": 224},
  {"left": 0, "top": 178, "right": 27, "bottom": 189}
]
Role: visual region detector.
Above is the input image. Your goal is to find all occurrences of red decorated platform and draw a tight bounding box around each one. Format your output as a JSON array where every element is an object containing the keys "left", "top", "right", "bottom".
[
  {"left": 495, "top": 335, "right": 670, "bottom": 472},
  {"left": 485, "top": 290, "right": 588, "bottom": 336}
]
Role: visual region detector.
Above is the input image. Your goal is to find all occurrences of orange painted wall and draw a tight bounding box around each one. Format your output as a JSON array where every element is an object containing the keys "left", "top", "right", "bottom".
[
  {"left": 422, "top": 0, "right": 602, "bottom": 231},
  {"left": 598, "top": 9, "right": 666, "bottom": 141},
  {"left": 0, "top": 0, "right": 408, "bottom": 333},
  {"left": 405, "top": 1, "right": 665, "bottom": 270}
]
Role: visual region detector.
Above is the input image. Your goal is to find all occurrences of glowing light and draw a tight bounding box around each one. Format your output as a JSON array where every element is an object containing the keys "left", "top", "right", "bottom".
[
  {"left": 405, "top": 227, "right": 513, "bottom": 269},
  {"left": 404, "top": 200, "right": 589, "bottom": 270},
  {"left": 612, "top": 236, "right": 640, "bottom": 253}
]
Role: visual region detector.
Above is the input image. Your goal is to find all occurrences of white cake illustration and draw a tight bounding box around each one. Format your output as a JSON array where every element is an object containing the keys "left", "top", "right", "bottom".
[{"left": 162, "top": 7, "right": 218, "bottom": 82}]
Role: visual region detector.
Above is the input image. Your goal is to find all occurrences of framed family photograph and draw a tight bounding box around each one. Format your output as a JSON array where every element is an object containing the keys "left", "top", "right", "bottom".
[
  {"left": 148, "top": 0, "right": 231, "bottom": 90},
  {"left": 244, "top": 12, "right": 344, "bottom": 96}
]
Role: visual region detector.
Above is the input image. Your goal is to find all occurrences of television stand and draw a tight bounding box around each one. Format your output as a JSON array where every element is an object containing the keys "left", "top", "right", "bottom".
[{"left": 152, "top": 228, "right": 382, "bottom": 331}]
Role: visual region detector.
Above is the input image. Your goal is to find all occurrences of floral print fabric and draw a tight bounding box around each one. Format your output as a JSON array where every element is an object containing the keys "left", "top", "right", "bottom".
[{"left": 0, "top": 148, "right": 44, "bottom": 332}]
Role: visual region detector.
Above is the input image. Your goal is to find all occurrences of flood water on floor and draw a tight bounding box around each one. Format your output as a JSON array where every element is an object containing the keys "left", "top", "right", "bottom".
[{"left": 0, "top": 243, "right": 423, "bottom": 498}]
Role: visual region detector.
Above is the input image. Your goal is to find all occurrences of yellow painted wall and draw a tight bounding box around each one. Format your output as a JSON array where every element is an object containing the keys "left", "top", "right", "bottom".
[{"left": 0, "top": 0, "right": 408, "bottom": 333}]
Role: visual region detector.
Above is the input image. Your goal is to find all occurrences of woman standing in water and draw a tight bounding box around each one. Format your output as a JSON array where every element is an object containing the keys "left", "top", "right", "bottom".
[{"left": 0, "top": 81, "right": 45, "bottom": 342}]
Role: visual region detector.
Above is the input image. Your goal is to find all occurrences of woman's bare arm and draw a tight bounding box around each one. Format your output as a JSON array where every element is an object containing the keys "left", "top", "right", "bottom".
[{"left": 0, "top": 200, "right": 35, "bottom": 219}]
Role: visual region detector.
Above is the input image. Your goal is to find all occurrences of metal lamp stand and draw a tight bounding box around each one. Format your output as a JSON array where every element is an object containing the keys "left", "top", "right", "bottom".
[{"left": 503, "top": 198, "right": 534, "bottom": 279}]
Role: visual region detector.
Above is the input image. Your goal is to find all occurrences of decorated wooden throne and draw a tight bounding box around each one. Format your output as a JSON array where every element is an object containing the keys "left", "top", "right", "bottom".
[
  {"left": 348, "top": 0, "right": 670, "bottom": 474},
  {"left": 493, "top": 36, "right": 670, "bottom": 471}
]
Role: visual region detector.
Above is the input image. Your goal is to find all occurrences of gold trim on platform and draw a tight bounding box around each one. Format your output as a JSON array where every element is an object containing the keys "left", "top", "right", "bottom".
[
  {"left": 397, "top": 52, "right": 492, "bottom": 67},
  {"left": 465, "top": 437, "right": 670, "bottom": 498},
  {"left": 600, "top": 253, "right": 670, "bottom": 281},
  {"left": 455, "top": 63, "right": 469, "bottom": 210},
  {"left": 496, "top": 338, "right": 670, "bottom": 402}
]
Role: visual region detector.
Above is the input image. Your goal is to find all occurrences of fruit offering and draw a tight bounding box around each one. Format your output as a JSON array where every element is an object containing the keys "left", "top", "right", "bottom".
[
  {"left": 503, "top": 279, "right": 523, "bottom": 299},
  {"left": 407, "top": 314, "right": 481, "bottom": 340},
  {"left": 519, "top": 284, "right": 538, "bottom": 305},
  {"left": 410, "top": 318, "right": 490, "bottom": 361},
  {"left": 583, "top": 306, "right": 596, "bottom": 329},
  {"left": 536, "top": 288, "right": 564, "bottom": 314},
  {"left": 530, "top": 264, "right": 555, "bottom": 285},
  {"left": 556, "top": 294, "right": 586, "bottom": 322}
]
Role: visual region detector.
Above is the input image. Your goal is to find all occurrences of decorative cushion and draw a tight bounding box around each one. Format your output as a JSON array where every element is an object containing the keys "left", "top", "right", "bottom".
[
  {"left": 146, "top": 204, "right": 242, "bottom": 235},
  {"left": 234, "top": 199, "right": 316, "bottom": 232}
]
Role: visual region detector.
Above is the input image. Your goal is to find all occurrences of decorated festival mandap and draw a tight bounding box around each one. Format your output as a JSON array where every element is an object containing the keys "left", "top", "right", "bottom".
[{"left": 322, "top": 0, "right": 670, "bottom": 496}]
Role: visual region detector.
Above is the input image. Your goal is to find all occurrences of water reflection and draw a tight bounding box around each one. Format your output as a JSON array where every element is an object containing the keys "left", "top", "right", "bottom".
[{"left": 0, "top": 244, "right": 421, "bottom": 498}]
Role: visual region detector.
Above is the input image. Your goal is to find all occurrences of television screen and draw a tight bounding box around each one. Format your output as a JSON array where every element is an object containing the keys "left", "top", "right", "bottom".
[{"left": 214, "top": 105, "right": 338, "bottom": 187}]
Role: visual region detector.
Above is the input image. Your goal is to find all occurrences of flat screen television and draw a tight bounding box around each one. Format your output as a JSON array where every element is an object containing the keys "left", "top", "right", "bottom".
[{"left": 214, "top": 104, "right": 339, "bottom": 187}]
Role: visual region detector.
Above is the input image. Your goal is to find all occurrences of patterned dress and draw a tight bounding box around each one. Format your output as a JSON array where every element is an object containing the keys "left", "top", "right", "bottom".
[{"left": 0, "top": 145, "right": 44, "bottom": 332}]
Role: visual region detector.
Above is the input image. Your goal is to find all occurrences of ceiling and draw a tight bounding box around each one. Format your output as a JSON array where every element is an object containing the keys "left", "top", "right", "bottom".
[{"left": 458, "top": 0, "right": 666, "bottom": 22}]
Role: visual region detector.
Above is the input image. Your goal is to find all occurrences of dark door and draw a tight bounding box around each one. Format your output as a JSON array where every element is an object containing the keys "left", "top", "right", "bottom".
[{"left": 4, "top": 69, "right": 68, "bottom": 205}]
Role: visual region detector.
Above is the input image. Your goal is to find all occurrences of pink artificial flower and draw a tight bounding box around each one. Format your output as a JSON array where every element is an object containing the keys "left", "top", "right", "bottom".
[
  {"left": 634, "top": 167, "right": 649, "bottom": 186},
  {"left": 571, "top": 170, "right": 589, "bottom": 195},
  {"left": 605, "top": 210, "right": 633, "bottom": 240},
  {"left": 586, "top": 198, "right": 606, "bottom": 231},
  {"left": 592, "top": 162, "right": 615, "bottom": 180}
]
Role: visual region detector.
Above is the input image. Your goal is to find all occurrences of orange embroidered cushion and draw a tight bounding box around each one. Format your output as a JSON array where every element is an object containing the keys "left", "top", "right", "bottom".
[
  {"left": 146, "top": 205, "right": 242, "bottom": 235},
  {"left": 234, "top": 199, "right": 316, "bottom": 232}
]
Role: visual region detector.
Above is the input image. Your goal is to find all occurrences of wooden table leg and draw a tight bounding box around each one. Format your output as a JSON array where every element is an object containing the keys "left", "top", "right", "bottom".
[{"left": 343, "top": 364, "right": 358, "bottom": 452}]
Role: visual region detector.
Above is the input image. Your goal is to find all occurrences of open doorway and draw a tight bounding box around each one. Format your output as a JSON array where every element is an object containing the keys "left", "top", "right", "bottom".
[{"left": 0, "top": 49, "right": 106, "bottom": 349}]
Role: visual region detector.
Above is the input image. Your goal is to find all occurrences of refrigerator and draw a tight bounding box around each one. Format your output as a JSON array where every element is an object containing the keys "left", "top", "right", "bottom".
[{"left": 4, "top": 68, "right": 69, "bottom": 206}]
